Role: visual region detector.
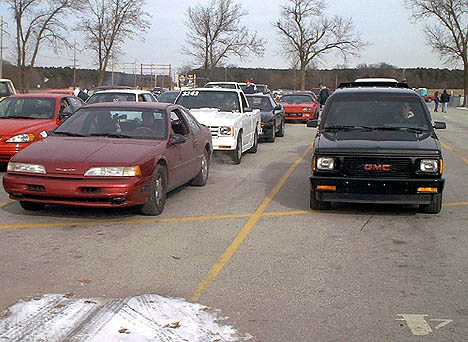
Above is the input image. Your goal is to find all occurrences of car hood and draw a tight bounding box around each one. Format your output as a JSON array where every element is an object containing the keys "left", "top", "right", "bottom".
[
  {"left": 0, "top": 118, "right": 56, "bottom": 136},
  {"left": 280, "top": 102, "right": 315, "bottom": 108},
  {"left": 11, "top": 136, "right": 165, "bottom": 175},
  {"left": 190, "top": 108, "right": 241, "bottom": 126},
  {"left": 316, "top": 130, "right": 440, "bottom": 155}
]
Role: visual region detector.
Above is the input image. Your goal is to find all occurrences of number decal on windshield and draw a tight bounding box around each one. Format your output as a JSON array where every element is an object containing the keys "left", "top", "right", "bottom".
[{"left": 181, "top": 91, "right": 199, "bottom": 97}]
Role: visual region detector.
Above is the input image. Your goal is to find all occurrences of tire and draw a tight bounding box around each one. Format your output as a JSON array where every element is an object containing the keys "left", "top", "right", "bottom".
[
  {"left": 276, "top": 119, "right": 285, "bottom": 137},
  {"left": 310, "top": 188, "right": 331, "bottom": 210},
  {"left": 141, "top": 164, "right": 167, "bottom": 216},
  {"left": 419, "top": 193, "right": 442, "bottom": 214},
  {"left": 247, "top": 129, "right": 258, "bottom": 153},
  {"left": 190, "top": 150, "right": 209, "bottom": 186},
  {"left": 267, "top": 121, "right": 276, "bottom": 143},
  {"left": 19, "top": 201, "right": 45, "bottom": 211},
  {"left": 231, "top": 134, "right": 243, "bottom": 165}
]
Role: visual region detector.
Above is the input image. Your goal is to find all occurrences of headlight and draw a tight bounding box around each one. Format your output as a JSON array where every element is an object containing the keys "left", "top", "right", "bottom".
[
  {"left": 219, "top": 126, "right": 233, "bottom": 136},
  {"left": 317, "top": 157, "right": 335, "bottom": 170},
  {"left": 5, "top": 134, "right": 35, "bottom": 143},
  {"left": 7, "top": 162, "right": 46, "bottom": 174},
  {"left": 419, "top": 159, "right": 439, "bottom": 172},
  {"left": 84, "top": 166, "right": 141, "bottom": 177},
  {"left": 303, "top": 107, "right": 314, "bottom": 111}
]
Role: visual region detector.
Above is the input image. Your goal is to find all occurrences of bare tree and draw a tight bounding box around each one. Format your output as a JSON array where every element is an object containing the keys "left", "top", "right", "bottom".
[
  {"left": 183, "top": 0, "right": 265, "bottom": 80},
  {"left": 2, "top": 0, "right": 81, "bottom": 93},
  {"left": 407, "top": 0, "right": 468, "bottom": 106},
  {"left": 275, "top": 0, "right": 366, "bottom": 90},
  {"left": 79, "top": 0, "right": 151, "bottom": 86}
]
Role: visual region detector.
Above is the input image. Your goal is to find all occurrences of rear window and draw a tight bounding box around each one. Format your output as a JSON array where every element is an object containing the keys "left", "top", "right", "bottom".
[
  {"left": 87, "top": 92, "right": 136, "bottom": 104},
  {"left": 322, "top": 94, "right": 430, "bottom": 130},
  {"left": 247, "top": 96, "right": 273, "bottom": 111}
]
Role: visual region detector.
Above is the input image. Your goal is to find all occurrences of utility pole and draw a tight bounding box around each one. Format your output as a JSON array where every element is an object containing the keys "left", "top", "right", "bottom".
[
  {"left": 73, "top": 39, "right": 77, "bottom": 88},
  {"left": 0, "top": 17, "right": 6, "bottom": 79}
]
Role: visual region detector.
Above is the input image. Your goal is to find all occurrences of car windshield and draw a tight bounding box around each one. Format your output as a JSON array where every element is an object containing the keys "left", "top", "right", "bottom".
[
  {"left": 205, "top": 83, "right": 237, "bottom": 89},
  {"left": 281, "top": 95, "right": 315, "bottom": 103},
  {"left": 54, "top": 108, "right": 167, "bottom": 140},
  {"left": 247, "top": 96, "right": 273, "bottom": 111},
  {"left": 256, "top": 85, "right": 266, "bottom": 93},
  {"left": 0, "top": 97, "right": 56, "bottom": 119},
  {"left": 323, "top": 94, "right": 431, "bottom": 131},
  {"left": 158, "top": 91, "right": 180, "bottom": 104},
  {"left": 87, "top": 92, "right": 136, "bottom": 104},
  {"left": 176, "top": 90, "right": 241, "bottom": 112}
]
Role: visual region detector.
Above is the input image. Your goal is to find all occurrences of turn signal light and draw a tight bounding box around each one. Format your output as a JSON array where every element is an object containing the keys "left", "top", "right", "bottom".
[
  {"left": 317, "top": 185, "right": 336, "bottom": 191},
  {"left": 417, "top": 187, "right": 438, "bottom": 193}
]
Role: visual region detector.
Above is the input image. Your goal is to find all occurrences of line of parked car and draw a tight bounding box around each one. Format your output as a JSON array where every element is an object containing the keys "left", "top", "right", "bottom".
[{"left": 1, "top": 81, "right": 319, "bottom": 215}]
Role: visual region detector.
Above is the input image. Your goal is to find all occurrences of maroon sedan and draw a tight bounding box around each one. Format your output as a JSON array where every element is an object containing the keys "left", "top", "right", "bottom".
[{"left": 3, "top": 102, "right": 213, "bottom": 215}]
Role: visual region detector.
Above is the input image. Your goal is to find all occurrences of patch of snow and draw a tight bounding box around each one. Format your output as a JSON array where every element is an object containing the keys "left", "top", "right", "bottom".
[{"left": 0, "top": 294, "right": 251, "bottom": 342}]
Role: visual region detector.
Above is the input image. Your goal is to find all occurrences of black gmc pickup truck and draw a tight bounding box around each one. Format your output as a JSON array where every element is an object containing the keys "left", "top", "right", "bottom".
[{"left": 307, "top": 83, "right": 446, "bottom": 214}]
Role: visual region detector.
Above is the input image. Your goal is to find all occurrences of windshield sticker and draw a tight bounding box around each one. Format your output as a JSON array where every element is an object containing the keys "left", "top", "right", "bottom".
[{"left": 181, "top": 91, "right": 200, "bottom": 97}]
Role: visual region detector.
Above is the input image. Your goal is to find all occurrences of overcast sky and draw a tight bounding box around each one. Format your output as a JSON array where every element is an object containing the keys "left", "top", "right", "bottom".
[{"left": 0, "top": 0, "right": 453, "bottom": 72}]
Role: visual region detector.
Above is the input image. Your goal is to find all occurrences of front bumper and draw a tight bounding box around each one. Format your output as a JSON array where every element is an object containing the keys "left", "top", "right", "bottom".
[
  {"left": 3, "top": 173, "right": 151, "bottom": 208},
  {"left": 285, "top": 113, "right": 313, "bottom": 121},
  {"left": 212, "top": 136, "right": 236, "bottom": 151},
  {"left": 260, "top": 122, "right": 274, "bottom": 139},
  {"left": 310, "top": 176, "right": 445, "bottom": 204}
]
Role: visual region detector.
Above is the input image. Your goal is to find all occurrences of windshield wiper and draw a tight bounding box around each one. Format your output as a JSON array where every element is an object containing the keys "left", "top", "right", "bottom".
[
  {"left": 324, "top": 125, "right": 373, "bottom": 131},
  {"left": 53, "top": 131, "right": 86, "bottom": 137},
  {"left": 0, "top": 115, "right": 36, "bottom": 119},
  {"left": 374, "top": 127, "right": 426, "bottom": 133},
  {"left": 90, "top": 133, "right": 133, "bottom": 138}
]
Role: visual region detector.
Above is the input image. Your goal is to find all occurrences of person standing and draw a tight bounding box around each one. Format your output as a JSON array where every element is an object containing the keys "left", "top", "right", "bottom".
[
  {"left": 433, "top": 90, "right": 440, "bottom": 112},
  {"left": 319, "top": 83, "right": 330, "bottom": 109},
  {"left": 440, "top": 89, "right": 450, "bottom": 113}
]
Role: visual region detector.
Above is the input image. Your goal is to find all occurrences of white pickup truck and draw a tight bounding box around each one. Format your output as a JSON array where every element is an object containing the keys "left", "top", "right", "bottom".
[{"left": 175, "top": 88, "right": 261, "bottom": 164}]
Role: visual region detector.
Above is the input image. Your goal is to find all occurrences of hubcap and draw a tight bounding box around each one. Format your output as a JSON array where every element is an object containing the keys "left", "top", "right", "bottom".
[
  {"left": 154, "top": 175, "right": 163, "bottom": 206},
  {"left": 201, "top": 156, "right": 208, "bottom": 179}
]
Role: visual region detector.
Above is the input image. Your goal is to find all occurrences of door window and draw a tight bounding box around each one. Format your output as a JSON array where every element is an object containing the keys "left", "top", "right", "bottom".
[
  {"left": 181, "top": 108, "right": 201, "bottom": 136},
  {"left": 170, "top": 109, "right": 191, "bottom": 136}
]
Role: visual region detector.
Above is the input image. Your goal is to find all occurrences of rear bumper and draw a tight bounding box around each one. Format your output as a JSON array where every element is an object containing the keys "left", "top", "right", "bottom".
[
  {"left": 3, "top": 173, "right": 150, "bottom": 208},
  {"left": 285, "top": 113, "right": 311, "bottom": 120},
  {"left": 310, "top": 176, "right": 445, "bottom": 204}
]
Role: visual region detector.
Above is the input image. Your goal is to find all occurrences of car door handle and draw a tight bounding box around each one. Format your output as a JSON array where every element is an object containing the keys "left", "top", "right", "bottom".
[{"left": 193, "top": 140, "right": 199, "bottom": 148}]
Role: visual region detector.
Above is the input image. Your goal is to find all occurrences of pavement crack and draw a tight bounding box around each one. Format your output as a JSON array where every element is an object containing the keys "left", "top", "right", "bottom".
[{"left": 360, "top": 215, "right": 373, "bottom": 232}]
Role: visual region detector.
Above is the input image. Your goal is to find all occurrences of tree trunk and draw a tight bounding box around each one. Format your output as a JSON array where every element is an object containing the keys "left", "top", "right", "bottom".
[
  {"left": 300, "top": 64, "right": 306, "bottom": 90},
  {"left": 97, "top": 69, "right": 105, "bottom": 86}
]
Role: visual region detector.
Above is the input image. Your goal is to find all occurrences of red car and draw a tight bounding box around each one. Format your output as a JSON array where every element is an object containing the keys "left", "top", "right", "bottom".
[
  {"left": 3, "top": 102, "right": 212, "bottom": 215},
  {"left": 279, "top": 92, "right": 320, "bottom": 122},
  {"left": 0, "top": 93, "right": 84, "bottom": 164}
]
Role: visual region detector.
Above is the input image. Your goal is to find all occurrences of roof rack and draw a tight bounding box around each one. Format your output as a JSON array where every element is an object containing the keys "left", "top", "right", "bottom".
[{"left": 338, "top": 81, "right": 410, "bottom": 89}]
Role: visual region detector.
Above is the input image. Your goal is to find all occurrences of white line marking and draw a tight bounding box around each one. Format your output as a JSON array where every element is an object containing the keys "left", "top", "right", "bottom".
[{"left": 396, "top": 314, "right": 433, "bottom": 336}]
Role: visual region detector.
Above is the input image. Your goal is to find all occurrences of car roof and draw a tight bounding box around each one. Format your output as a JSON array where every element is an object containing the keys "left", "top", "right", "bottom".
[
  {"left": 333, "top": 87, "right": 419, "bottom": 96},
  {"left": 189, "top": 87, "right": 242, "bottom": 93},
  {"left": 246, "top": 93, "right": 270, "bottom": 97},
  {"left": 92, "top": 89, "right": 153, "bottom": 95},
  {"left": 9, "top": 93, "right": 65, "bottom": 99},
  {"left": 355, "top": 77, "right": 398, "bottom": 83},
  {"left": 205, "top": 82, "right": 239, "bottom": 85},
  {"left": 82, "top": 102, "right": 172, "bottom": 110}
]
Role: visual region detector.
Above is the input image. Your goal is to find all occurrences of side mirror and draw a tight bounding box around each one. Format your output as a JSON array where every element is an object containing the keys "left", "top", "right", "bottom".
[
  {"left": 170, "top": 134, "right": 187, "bottom": 145},
  {"left": 59, "top": 106, "right": 74, "bottom": 121},
  {"left": 244, "top": 107, "right": 253, "bottom": 113},
  {"left": 433, "top": 121, "right": 446, "bottom": 129},
  {"left": 307, "top": 119, "right": 318, "bottom": 128},
  {"left": 274, "top": 104, "right": 282, "bottom": 111}
]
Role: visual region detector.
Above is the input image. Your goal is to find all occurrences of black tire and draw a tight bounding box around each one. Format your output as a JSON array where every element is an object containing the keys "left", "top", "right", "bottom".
[
  {"left": 141, "top": 164, "right": 167, "bottom": 216},
  {"left": 276, "top": 119, "right": 285, "bottom": 137},
  {"left": 19, "top": 201, "right": 45, "bottom": 211},
  {"left": 267, "top": 121, "right": 276, "bottom": 143},
  {"left": 310, "top": 188, "right": 331, "bottom": 210},
  {"left": 419, "top": 193, "right": 442, "bottom": 214},
  {"left": 231, "top": 134, "right": 243, "bottom": 165},
  {"left": 190, "top": 150, "right": 209, "bottom": 186},
  {"left": 247, "top": 129, "right": 259, "bottom": 153}
]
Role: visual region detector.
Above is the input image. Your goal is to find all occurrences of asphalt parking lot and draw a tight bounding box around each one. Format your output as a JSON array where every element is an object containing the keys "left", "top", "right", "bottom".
[{"left": 1, "top": 107, "right": 468, "bottom": 341}]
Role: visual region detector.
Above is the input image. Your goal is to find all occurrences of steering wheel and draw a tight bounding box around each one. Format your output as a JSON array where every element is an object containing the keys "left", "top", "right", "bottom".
[{"left": 133, "top": 126, "right": 156, "bottom": 134}]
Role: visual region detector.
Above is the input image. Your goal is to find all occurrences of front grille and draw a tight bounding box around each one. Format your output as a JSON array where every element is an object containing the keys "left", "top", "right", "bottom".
[
  {"left": 209, "top": 126, "right": 219, "bottom": 138},
  {"left": 343, "top": 157, "right": 412, "bottom": 178},
  {"left": 19, "top": 194, "right": 111, "bottom": 203}
]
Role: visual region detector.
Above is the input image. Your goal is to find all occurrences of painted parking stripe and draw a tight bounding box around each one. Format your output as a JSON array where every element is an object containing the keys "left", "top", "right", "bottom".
[
  {"left": 441, "top": 141, "right": 468, "bottom": 166},
  {"left": 190, "top": 142, "right": 315, "bottom": 302},
  {"left": 0, "top": 200, "right": 14, "bottom": 208}
]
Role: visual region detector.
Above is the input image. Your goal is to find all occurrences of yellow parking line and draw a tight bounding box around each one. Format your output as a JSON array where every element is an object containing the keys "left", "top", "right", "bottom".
[
  {"left": 441, "top": 141, "right": 468, "bottom": 166},
  {"left": 190, "top": 142, "right": 315, "bottom": 302},
  {"left": 263, "top": 210, "right": 312, "bottom": 216},
  {"left": 0, "top": 213, "right": 252, "bottom": 230},
  {"left": 0, "top": 200, "right": 14, "bottom": 208},
  {"left": 444, "top": 201, "right": 468, "bottom": 207}
]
